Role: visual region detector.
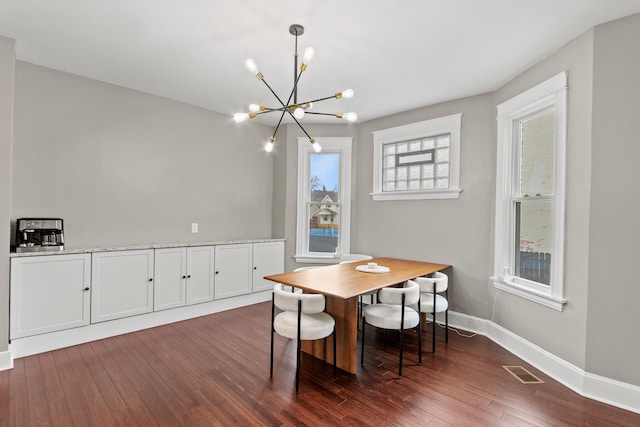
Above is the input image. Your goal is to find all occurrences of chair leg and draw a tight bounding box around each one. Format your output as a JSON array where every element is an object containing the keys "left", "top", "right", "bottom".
[
  {"left": 296, "top": 299, "right": 302, "bottom": 394},
  {"left": 418, "top": 312, "right": 422, "bottom": 365},
  {"left": 432, "top": 311, "right": 436, "bottom": 353},
  {"left": 445, "top": 309, "right": 449, "bottom": 343},
  {"left": 360, "top": 319, "right": 366, "bottom": 365},
  {"left": 333, "top": 327, "right": 337, "bottom": 377},
  {"left": 398, "top": 327, "right": 404, "bottom": 378},
  {"left": 270, "top": 294, "right": 275, "bottom": 377}
]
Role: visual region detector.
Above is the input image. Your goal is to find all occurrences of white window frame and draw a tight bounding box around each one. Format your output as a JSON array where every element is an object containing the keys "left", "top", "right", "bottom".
[
  {"left": 295, "top": 137, "right": 352, "bottom": 263},
  {"left": 371, "top": 113, "right": 462, "bottom": 200},
  {"left": 492, "top": 71, "right": 568, "bottom": 311}
]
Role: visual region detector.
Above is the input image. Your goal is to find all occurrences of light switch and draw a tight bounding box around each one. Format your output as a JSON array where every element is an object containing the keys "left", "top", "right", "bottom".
[{"left": 191, "top": 223, "right": 198, "bottom": 233}]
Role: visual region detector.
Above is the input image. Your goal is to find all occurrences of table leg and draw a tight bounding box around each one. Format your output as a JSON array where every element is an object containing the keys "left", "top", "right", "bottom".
[{"left": 301, "top": 295, "right": 358, "bottom": 374}]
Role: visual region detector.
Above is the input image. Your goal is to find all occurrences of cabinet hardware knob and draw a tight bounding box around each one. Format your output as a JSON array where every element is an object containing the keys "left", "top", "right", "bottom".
[
  {"left": 148, "top": 278, "right": 153, "bottom": 282},
  {"left": 215, "top": 271, "right": 219, "bottom": 275},
  {"left": 182, "top": 275, "right": 187, "bottom": 279},
  {"left": 84, "top": 287, "right": 90, "bottom": 291},
  {"left": 253, "top": 266, "right": 257, "bottom": 270},
  {"left": 187, "top": 275, "right": 191, "bottom": 278}
]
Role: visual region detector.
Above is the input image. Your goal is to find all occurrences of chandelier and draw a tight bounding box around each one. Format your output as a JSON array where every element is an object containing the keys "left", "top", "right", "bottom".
[{"left": 233, "top": 24, "right": 357, "bottom": 153}]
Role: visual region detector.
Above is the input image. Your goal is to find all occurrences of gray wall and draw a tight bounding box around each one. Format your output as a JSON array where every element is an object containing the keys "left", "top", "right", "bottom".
[
  {"left": 587, "top": 13, "right": 640, "bottom": 385},
  {"left": 491, "top": 29, "right": 594, "bottom": 369},
  {"left": 352, "top": 95, "right": 494, "bottom": 319},
  {"left": 0, "top": 36, "right": 15, "bottom": 355},
  {"left": 12, "top": 62, "right": 274, "bottom": 249}
]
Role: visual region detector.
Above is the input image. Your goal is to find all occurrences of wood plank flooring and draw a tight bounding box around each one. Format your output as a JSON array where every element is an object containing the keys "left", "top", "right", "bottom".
[{"left": 1, "top": 301, "right": 639, "bottom": 426}]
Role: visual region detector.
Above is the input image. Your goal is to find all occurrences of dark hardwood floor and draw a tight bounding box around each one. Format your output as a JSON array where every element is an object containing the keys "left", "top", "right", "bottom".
[{"left": 1, "top": 301, "right": 639, "bottom": 426}]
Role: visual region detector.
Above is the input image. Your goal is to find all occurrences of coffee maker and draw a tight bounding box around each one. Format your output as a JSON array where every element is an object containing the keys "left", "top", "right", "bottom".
[{"left": 15, "top": 218, "right": 65, "bottom": 252}]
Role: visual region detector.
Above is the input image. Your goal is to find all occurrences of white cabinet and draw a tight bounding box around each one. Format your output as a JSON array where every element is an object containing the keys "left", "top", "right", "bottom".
[
  {"left": 186, "top": 246, "right": 215, "bottom": 305},
  {"left": 91, "top": 249, "right": 154, "bottom": 323},
  {"left": 214, "top": 243, "right": 253, "bottom": 299},
  {"left": 154, "top": 246, "right": 215, "bottom": 311},
  {"left": 10, "top": 254, "right": 91, "bottom": 339},
  {"left": 252, "top": 241, "right": 285, "bottom": 292},
  {"left": 154, "top": 247, "right": 186, "bottom": 311}
]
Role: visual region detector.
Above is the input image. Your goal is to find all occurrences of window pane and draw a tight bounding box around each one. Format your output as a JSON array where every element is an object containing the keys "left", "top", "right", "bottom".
[
  {"left": 308, "top": 203, "right": 339, "bottom": 253},
  {"left": 515, "top": 199, "right": 552, "bottom": 285},
  {"left": 309, "top": 152, "right": 340, "bottom": 253},
  {"left": 520, "top": 109, "right": 554, "bottom": 196},
  {"left": 310, "top": 153, "right": 340, "bottom": 200}
]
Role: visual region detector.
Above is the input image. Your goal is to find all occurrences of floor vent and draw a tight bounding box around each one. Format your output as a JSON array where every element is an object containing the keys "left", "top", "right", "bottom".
[{"left": 502, "top": 366, "right": 544, "bottom": 384}]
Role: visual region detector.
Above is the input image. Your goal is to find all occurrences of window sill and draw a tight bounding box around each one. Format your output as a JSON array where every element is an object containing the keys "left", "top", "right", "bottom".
[
  {"left": 294, "top": 254, "right": 340, "bottom": 264},
  {"left": 491, "top": 276, "right": 567, "bottom": 311},
  {"left": 371, "top": 188, "right": 462, "bottom": 201}
]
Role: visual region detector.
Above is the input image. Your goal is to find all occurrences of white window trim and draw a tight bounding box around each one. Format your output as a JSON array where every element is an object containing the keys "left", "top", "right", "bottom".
[
  {"left": 492, "top": 71, "right": 568, "bottom": 311},
  {"left": 371, "top": 113, "right": 462, "bottom": 200},
  {"left": 295, "top": 137, "right": 352, "bottom": 263}
]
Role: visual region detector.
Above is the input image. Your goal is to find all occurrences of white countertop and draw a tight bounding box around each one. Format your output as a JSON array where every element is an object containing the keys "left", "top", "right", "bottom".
[{"left": 10, "top": 238, "right": 285, "bottom": 257}]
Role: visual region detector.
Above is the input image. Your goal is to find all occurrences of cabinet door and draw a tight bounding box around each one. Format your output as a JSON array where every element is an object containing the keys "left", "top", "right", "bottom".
[
  {"left": 91, "top": 250, "right": 154, "bottom": 323},
  {"left": 154, "top": 247, "right": 187, "bottom": 311},
  {"left": 214, "top": 244, "right": 252, "bottom": 299},
  {"left": 252, "top": 241, "right": 284, "bottom": 292},
  {"left": 186, "top": 246, "right": 215, "bottom": 305},
  {"left": 10, "top": 254, "right": 91, "bottom": 339}
]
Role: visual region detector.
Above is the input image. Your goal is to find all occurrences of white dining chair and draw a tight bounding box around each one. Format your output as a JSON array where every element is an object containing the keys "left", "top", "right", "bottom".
[
  {"left": 360, "top": 280, "right": 421, "bottom": 378},
  {"left": 413, "top": 272, "right": 449, "bottom": 352},
  {"left": 270, "top": 283, "right": 336, "bottom": 393}
]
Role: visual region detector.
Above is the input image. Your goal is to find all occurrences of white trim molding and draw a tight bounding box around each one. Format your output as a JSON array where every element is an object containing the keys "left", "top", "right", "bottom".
[
  {"left": 446, "top": 310, "right": 640, "bottom": 415},
  {"left": 493, "top": 71, "right": 568, "bottom": 310},
  {"left": 295, "top": 137, "right": 352, "bottom": 262},
  {"left": 0, "top": 349, "right": 12, "bottom": 371},
  {"left": 371, "top": 113, "right": 462, "bottom": 201}
]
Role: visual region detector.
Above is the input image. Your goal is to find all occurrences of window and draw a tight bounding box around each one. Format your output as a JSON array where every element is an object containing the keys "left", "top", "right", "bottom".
[
  {"left": 493, "top": 72, "right": 567, "bottom": 310},
  {"left": 295, "top": 137, "right": 352, "bottom": 263},
  {"left": 371, "top": 114, "right": 462, "bottom": 200}
]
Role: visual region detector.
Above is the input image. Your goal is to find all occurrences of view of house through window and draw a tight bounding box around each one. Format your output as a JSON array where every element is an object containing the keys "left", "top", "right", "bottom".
[
  {"left": 308, "top": 153, "right": 340, "bottom": 253},
  {"left": 515, "top": 109, "right": 555, "bottom": 285}
]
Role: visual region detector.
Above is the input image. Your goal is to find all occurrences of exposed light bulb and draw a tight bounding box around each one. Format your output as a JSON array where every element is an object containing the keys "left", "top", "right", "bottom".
[
  {"left": 244, "top": 58, "right": 259, "bottom": 75},
  {"left": 293, "top": 107, "right": 305, "bottom": 119},
  {"left": 342, "top": 112, "right": 358, "bottom": 122},
  {"left": 249, "top": 104, "right": 260, "bottom": 113},
  {"left": 265, "top": 136, "right": 275, "bottom": 153},
  {"left": 341, "top": 89, "right": 354, "bottom": 98},
  {"left": 302, "top": 47, "right": 315, "bottom": 65},
  {"left": 312, "top": 141, "right": 322, "bottom": 153},
  {"left": 233, "top": 113, "right": 250, "bottom": 123}
]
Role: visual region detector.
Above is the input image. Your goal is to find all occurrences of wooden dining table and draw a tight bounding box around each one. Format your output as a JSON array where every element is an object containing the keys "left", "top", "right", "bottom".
[{"left": 264, "top": 257, "right": 451, "bottom": 374}]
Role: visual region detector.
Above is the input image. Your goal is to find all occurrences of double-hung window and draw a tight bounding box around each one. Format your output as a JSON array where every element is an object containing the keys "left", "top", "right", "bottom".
[
  {"left": 493, "top": 72, "right": 567, "bottom": 310},
  {"left": 295, "top": 137, "right": 352, "bottom": 263}
]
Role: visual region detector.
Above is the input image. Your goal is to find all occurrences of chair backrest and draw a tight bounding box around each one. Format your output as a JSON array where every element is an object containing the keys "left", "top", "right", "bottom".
[
  {"left": 378, "top": 280, "right": 420, "bottom": 306},
  {"left": 414, "top": 271, "right": 448, "bottom": 293},
  {"left": 273, "top": 283, "right": 325, "bottom": 313},
  {"left": 339, "top": 253, "right": 373, "bottom": 264}
]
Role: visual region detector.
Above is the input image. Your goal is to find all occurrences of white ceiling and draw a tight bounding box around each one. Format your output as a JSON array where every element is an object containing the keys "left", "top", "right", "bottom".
[{"left": 1, "top": 0, "right": 640, "bottom": 124}]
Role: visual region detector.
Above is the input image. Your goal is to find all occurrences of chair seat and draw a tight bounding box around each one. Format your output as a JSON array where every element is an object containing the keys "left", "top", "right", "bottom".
[
  {"left": 363, "top": 304, "right": 420, "bottom": 330},
  {"left": 418, "top": 293, "right": 448, "bottom": 313},
  {"left": 274, "top": 311, "right": 335, "bottom": 341}
]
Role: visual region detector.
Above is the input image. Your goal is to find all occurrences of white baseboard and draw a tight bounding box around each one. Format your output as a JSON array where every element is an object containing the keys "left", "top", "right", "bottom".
[
  {"left": 0, "top": 349, "right": 13, "bottom": 371},
  {"left": 447, "top": 311, "right": 640, "bottom": 415},
  {"left": 8, "top": 291, "right": 272, "bottom": 361}
]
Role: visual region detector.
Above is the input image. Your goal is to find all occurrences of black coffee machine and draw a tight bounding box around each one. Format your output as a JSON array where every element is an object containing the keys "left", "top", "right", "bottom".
[{"left": 15, "top": 218, "right": 65, "bottom": 252}]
